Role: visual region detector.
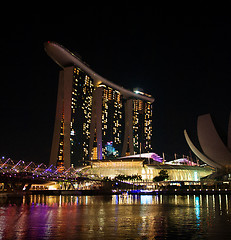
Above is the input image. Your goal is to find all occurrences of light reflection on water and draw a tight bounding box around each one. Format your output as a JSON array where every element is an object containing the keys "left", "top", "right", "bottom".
[{"left": 0, "top": 194, "right": 230, "bottom": 239}]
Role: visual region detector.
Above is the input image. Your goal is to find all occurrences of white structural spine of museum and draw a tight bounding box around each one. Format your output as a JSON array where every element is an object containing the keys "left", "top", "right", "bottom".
[{"left": 184, "top": 113, "right": 231, "bottom": 169}]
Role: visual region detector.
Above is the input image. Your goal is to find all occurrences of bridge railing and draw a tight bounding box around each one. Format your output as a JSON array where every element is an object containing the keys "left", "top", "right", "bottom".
[{"left": 0, "top": 159, "right": 84, "bottom": 181}]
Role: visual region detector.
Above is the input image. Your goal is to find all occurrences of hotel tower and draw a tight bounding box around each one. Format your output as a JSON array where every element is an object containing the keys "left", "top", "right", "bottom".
[{"left": 45, "top": 42, "right": 154, "bottom": 168}]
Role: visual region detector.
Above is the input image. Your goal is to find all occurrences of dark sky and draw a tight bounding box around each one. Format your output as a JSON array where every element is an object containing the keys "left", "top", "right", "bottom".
[{"left": 0, "top": 3, "right": 230, "bottom": 164}]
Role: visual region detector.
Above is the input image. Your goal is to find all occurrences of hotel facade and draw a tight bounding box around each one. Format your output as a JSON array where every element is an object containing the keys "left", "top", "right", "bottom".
[{"left": 45, "top": 42, "right": 154, "bottom": 168}]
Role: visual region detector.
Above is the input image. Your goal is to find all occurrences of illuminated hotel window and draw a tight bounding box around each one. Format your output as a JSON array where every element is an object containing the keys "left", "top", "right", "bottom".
[
  {"left": 132, "top": 99, "right": 152, "bottom": 154},
  {"left": 100, "top": 85, "right": 123, "bottom": 158},
  {"left": 67, "top": 67, "right": 94, "bottom": 166}
]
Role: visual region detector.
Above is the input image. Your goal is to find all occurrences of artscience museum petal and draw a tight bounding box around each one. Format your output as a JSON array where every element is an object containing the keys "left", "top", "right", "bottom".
[{"left": 184, "top": 113, "right": 231, "bottom": 169}]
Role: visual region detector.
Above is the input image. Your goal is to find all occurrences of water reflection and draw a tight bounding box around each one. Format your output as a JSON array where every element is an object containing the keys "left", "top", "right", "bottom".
[
  {"left": 140, "top": 195, "right": 153, "bottom": 204},
  {"left": 1, "top": 194, "right": 224, "bottom": 212},
  {"left": 194, "top": 196, "right": 200, "bottom": 227},
  {"left": 0, "top": 194, "right": 230, "bottom": 239}
]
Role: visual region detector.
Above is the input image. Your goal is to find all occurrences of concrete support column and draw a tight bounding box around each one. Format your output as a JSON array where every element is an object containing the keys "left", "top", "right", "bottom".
[
  {"left": 89, "top": 87, "right": 103, "bottom": 160},
  {"left": 50, "top": 70, "right": 64, "bottom": 167},
  {"left": 63, "top": 66, "right": 74, "bottom": 169},
  {"left": 49, "top": 66, "right": 74, "bottom": 169},
  {"left": 122, "top": 99, "right": 134, "bottom": 156}
]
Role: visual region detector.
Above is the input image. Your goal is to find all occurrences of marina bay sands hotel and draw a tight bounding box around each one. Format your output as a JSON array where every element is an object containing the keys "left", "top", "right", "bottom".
[{"left": 45, "top": 42, "right": 154, "bottom": 169}]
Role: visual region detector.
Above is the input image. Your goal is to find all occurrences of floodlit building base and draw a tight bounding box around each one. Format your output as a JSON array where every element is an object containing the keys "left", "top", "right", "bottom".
[{"left": 80, "top": 159, "right": 214, "bottom": 181}]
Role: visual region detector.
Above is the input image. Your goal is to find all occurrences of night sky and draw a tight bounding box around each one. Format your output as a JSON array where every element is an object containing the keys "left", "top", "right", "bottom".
[{"left": 1, "top": 3, "right": 230, "bottom": 164}]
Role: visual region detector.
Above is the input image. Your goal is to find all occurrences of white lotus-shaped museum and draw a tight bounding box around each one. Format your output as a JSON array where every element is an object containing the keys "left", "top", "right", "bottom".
[{"left": 184, "top": 113, "right": 231, "bottom": 169}]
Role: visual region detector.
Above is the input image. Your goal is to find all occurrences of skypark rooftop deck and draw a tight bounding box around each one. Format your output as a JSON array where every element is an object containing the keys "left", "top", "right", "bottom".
[{"left": 44, "top": 41, "right": 154, "bottom": 103}]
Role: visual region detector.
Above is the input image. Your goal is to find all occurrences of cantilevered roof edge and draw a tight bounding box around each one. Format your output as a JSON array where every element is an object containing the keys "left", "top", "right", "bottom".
[{"left": 44, "top": 41, "right": 154, "bottom": 103}]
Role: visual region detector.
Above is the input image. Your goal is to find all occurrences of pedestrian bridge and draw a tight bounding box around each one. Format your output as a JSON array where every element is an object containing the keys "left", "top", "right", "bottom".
[{"left": 0, "top": 158, "right": 85, "bottom": 192}]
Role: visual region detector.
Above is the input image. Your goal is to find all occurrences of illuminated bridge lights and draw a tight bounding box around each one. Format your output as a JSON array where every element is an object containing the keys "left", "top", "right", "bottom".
[{"left": 0, "top": 158, "right": 84, "bottom": 181}]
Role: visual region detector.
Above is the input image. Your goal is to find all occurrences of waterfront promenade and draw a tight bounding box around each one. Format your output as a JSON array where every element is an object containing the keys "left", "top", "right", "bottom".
[
  {"left": 1, "top": 158, "right": 231, "bottom": 197},
  {"left": 28, "top": 188, "right": 231, "bottom": 196}
]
